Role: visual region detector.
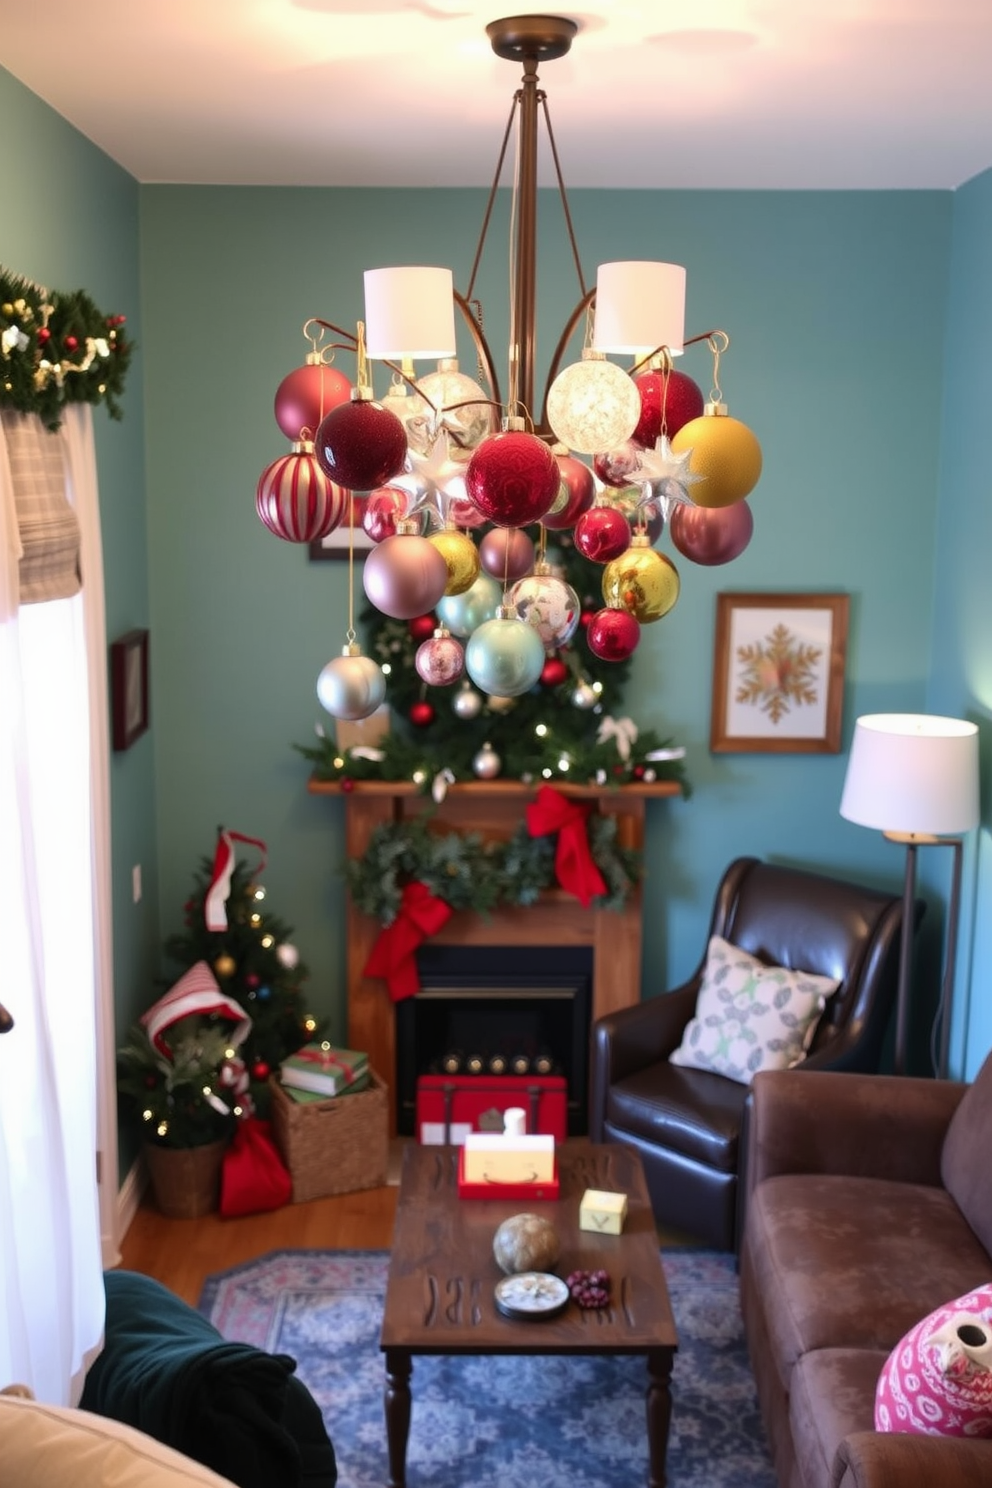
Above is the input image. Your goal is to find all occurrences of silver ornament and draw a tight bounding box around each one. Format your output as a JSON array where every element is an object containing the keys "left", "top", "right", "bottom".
[
  {"left": 316, "top": 648, "right": 387, "bottom": 721},
  {"left": 453, "top": 682, "right": 483, "bottom": 720},
  {"left": 572, "top": 680, "right": 598, "bottom": 710},
  {"left": 472, "top": 741, "right": 501, "bottom": 780}
]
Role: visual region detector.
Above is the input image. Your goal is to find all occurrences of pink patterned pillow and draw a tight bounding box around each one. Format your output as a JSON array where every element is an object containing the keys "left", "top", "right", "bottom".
[{"left": 875, "top": 1285, "right": 992, "bottom": 1436}]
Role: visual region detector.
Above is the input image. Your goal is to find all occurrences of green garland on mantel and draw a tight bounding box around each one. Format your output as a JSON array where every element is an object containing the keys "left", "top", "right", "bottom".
[
  {"left": 347, "top": 813, "right": 642, "bottom": 923},
  {"left": 0, "top": 264, "right": 133, "bottom": 430}
]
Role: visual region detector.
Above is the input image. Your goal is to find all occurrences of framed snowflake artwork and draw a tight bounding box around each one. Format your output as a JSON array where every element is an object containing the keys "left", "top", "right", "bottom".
[{"left": 710, "top": 593, "right": 849, "bottom": 754}]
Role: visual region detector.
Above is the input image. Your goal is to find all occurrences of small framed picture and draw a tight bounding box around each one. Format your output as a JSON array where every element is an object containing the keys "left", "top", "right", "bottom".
[
  {"left": 309, "top": 496, "right": 375, "bottom": 560},
  {"left": 710, "top": 593, "right": 849, "bottom": 754},
  {"left": 110, "top": 629, "right": 150, "bottom": 751}
]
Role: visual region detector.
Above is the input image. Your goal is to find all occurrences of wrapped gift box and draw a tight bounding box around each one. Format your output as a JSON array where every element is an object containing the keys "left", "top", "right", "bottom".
[
  {"left": 268, "top": 1071, "right": 387, "bottom": 1201},
  {"left": 416, "top": 1073, "right": 567, "bottom": 1146},
  {"left": 280, "top": 1042, "right": 369, "bottom": 1098}
]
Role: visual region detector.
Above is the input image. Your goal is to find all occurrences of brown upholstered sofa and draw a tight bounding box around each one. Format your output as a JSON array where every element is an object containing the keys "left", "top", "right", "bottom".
[{"left": 739, "top": 1052, "right": 992, "bottom": 1488}]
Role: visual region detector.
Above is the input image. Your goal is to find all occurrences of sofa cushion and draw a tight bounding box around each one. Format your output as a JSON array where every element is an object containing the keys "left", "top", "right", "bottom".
[
  {"left": 942, "top": 1045, "right": 992, "bottom": 1257},
  {"left": 790, "top": 1348, "right": 887, "bottom": 1488},
  {"left": 875, "top": 1284, "right": 992, "bottom": 1436},
  {"left": 745, "top": 1172, "right": 992, "bottom": 1392},
  {"left": 669, "top": 935, "right": 837, "bottom": 1084},
  {"left": 0, "top": 1390, "right": 239, "bottom": 1488}
]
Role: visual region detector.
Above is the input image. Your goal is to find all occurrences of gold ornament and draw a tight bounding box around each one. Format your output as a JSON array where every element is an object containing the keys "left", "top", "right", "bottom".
[
  {"left": 602, "top": 540, "right": 680, "bottom": 623},
  {"left": 670, "top": 405, "right": 762, "bottom": 508},
  {"left": 214, "top": 954, "right": 237, "bottom": 978},
  {"left": 429, "top": 527, "right": 481, "bottom": 595}
]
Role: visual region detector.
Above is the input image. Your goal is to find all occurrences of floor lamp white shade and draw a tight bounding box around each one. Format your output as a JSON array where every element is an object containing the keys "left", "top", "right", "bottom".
[{"left": 839, "top": 713, "right": 980, "bottom": 1077}]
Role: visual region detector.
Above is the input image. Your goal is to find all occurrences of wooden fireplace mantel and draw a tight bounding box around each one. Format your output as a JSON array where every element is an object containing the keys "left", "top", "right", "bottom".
[{"left": 308, "top": 777, "right": 679, "bottom": 1133}]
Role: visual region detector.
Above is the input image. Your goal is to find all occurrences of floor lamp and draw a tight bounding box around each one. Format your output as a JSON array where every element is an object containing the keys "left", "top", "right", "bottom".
[{"left": 839, "top": 713, "right": 980, "bottom": 1077}]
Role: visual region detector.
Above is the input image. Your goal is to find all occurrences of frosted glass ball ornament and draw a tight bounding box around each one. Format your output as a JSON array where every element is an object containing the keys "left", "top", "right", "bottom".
[
  {"left": 409, "top": 361, "right": 495, "bottom": 460},
  {"left": 509, "top": 568, "right": 580, "bottom": 650},
  {"left": 316, "top": 648, "right": 387, "bottom": 721},
  {"left": 436, "top": 570, "right": 502, "bottom": 637},
  {"left": 546, "top": 350, "right": 641, "bottom": 456},
  {"left": 465, "top": 607, "right": 546, "bottom": 698}
]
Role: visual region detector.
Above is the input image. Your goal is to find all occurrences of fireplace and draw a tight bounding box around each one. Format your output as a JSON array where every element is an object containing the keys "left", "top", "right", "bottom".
[{"left": 394, "top": 944, "right": 592, "bottom": 1136}]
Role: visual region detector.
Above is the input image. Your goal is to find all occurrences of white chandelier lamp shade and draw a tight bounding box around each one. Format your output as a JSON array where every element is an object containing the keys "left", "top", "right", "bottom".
[
  {"left": 840, "top": 714, "right": 980, "bottom": 837},
  {"left": 593, "top": 261, "right": 686, "bottom": 356},
  {"left": 546, "top": 350, "right": 641, "bottom": 455},
  {"left": 363, "top": 266, "right": 457, "bottom": 360}
]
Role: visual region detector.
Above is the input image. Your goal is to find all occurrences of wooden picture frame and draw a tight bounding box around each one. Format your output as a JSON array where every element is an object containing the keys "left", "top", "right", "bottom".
[
  {"left": 110, "top": 628, "right": 149, "bottom": 751},
  {"left": 710, "top": 593, "right": 849, "bottom": 754},
  {"left": 308, "top": 496, "right": 375, "bottom": 560}
]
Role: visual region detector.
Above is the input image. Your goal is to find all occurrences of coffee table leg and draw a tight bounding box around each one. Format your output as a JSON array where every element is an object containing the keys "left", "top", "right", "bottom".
[
  {"left": 384, "top": 1348, "right": 413, "bottom": 1488},
  {"left": 645, "top": 1346, "right": 674, "bottom": 1488}
]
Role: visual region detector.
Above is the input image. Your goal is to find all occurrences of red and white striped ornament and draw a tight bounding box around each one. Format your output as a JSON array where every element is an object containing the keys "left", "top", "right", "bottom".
[{"left": 256, "top": 439, "right": 347, "bottom": 543}]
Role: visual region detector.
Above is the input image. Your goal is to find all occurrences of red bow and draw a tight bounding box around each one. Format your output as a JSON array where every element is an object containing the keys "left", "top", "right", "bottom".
[
  {"left": 526, "top": 784, "right": 607, "bottom": 908},
  {"left": 363, "top": 880, "right": 453, "bottom": 1000}
]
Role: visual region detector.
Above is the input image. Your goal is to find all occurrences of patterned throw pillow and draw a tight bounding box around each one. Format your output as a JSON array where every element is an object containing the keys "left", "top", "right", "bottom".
[
  {"left": 875, "top": 1285, "right": 992, "bottom": 1436},
  {"left": 669, "top": 934, "right": 838, "bottom": 1084}
]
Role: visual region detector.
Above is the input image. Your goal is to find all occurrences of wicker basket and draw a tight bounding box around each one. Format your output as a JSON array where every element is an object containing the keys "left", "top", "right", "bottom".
[
  {"left": 143, "top": 1137, "right": 228, "bottom": 1218},
  {"left": 268, "top": 1070, "right": 388, "bottom": 1202}
]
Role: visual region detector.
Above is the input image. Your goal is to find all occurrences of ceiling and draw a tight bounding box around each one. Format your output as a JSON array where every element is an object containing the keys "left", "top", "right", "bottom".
[{"left": 1, "top": 1, "right": 991, "bottom": 191}]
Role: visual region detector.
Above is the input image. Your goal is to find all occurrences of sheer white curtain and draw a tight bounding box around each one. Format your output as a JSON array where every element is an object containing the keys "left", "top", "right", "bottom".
[{"left": 0, "top": 405, "right": 114, "bottom": 1404}]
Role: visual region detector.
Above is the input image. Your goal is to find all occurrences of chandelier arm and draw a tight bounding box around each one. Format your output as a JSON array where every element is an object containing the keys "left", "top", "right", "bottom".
[
  {"left": 538, "top": 287, "right": 596, "bottom": 436},
  {"left": 539, "top": 93, "right": 587, "bottom": 300},
  {"left": 465, "top": 91, "right": 521, "bottom": 305},
  {"left": 305, "top": 318, "right": 359, "bottom": 349},
  {"left": 454, "top": 290, "right": 502, "bottom": 408}
]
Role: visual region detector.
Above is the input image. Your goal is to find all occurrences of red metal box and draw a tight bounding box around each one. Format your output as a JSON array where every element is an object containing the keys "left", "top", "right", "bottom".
[{"left": 415, "top": 1073, "right": 568, "bottom": 1145}]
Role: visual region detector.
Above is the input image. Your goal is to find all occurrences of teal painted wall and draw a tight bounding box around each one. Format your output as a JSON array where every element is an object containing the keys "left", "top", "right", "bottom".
[
  {"left": 138, "top": 183, "right": 956, "bottom": 1067},
  {"left": 0, "top": 66, "right": 158, "bottom": 1169}
]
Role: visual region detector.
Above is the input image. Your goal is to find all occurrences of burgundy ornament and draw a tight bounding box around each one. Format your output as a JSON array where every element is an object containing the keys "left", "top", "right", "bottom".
[
  {"left": 465, "top": 431, "right": 561, "bottom": 527},
  {"left": 540, "top": 656, "right": 569, "bottom": 688},
  {"left": 274, "top": 361, "right": 352, "bottom": 441},
  {"left": 632, "top": 368, "right": 705, "bottom": 447},
  {"left": 409, "top": 700, "right": 436, "bottom": 727},
  {"left": 415, "top": 630, "right": 465, "bottom": 687},
  {"left": 586, "top": 607, "right": 641, "bottom": 662},
  {"left": 408, "top": 613, "right": 438, "bottom": 643},
  {"left": 362, "top": 532, "right": 449, "bottom": 619},
  {"left": 669, "top": 499, "right": 754, "bottom": 566},
  {"left": 479, "top": 526, "right": 535, "bottom": 582},
  {"left": 256, "top": 444, "right": 347, "bottom": 542},
  {"left": 363, "top": 485, "right": 410, "bottom": 543},
  {"left": 573, "top": 506, "right": 632, "bottom": 563},
  {"left": 543, "top": 455, "right": 596, "bottom": 531},
  {"left": 593, "top": 441, "right": 642, "bottom": 489},
  {"left": 316, "top": 398, "right": 408, "bottom": 492}
]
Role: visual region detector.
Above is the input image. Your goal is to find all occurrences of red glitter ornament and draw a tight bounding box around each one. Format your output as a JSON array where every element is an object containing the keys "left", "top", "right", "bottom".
[
  {"left": 316, "top": 398, "right": 408, "bottom": 492},
  {"left": 573, "top": 506, "right": 632, "bottom": 563},
  {"left": 632, "top": 368, "right": 704, "bottom": 447},
  {"left": 465, "top": 430, "right": 560, "bottom": 527},
  {"left": 410, "top": 700, "right": 436, "bottom": 727}
]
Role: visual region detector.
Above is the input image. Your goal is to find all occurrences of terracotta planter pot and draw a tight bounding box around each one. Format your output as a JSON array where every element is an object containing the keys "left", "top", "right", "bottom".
[{"left": 143, "top": 1137, "right": 228, "bottom": 1218}]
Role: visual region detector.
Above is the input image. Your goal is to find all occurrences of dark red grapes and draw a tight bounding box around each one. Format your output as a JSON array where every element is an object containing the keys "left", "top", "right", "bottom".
[{"left": 565, "top": 1268, "right": 610, "bottom": 1309}]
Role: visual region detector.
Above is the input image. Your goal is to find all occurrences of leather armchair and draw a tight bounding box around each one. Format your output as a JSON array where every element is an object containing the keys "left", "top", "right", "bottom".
[{"left": 588, "top": 856, "right": 918, "bottom": 1251}]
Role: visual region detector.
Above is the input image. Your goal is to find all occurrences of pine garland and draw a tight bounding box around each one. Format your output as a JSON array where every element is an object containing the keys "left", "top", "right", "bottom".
[
  {"left": 0, "top": 264, "right": 133, "bottom": 430},
  {"left": 346, "top": 813, "right": 641, "bottom": 923}
]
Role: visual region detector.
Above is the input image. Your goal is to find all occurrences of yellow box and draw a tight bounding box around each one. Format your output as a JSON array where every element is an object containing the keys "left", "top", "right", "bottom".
[
  {"left": 579, "top": 1188, "right": 628, "bottom": 1235},
  {"left": 461, "top": 1133, "right": 556, "bottom": 1184}
]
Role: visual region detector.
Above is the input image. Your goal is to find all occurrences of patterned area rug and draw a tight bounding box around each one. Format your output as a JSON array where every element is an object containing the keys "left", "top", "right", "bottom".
[{"left": 200, "top": 1248, "right": 775, "bottom": 1488}]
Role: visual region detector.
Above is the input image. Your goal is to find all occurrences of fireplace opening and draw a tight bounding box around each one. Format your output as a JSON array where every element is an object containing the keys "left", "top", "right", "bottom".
[{"left": 395, "top": 944, "right": 593, "bottom": 1137}]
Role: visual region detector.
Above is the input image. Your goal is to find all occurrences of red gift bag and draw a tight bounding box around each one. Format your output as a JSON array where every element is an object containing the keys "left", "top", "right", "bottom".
[{"left": 219, "top": 1117, "right": 292, "bottom": 1218}]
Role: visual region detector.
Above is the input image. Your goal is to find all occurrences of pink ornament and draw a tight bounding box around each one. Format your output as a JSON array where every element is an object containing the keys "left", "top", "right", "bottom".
[
  {"left": 594, "top": 441, "right": 642, "bottom": 489},
  {"left": 362, "top": 532, "right": 449, "bottom": 619},
  {"left": 449, "top": 495, "right": 487, "bottom": 529},
  {"left": 256, "top": 446, "right": 347, "bottom": 542},
  {"left": 573, "top": 506, "right": 632, "bottom": 563},
  {"left": 479, "top": 527, "right": 536, "bottom": 582},
  {"left": 274, "top": 362, "right": 352, "bottom": 441},
  {"left": 669, "top": 500, "right": 754, "bottom": 566},
  {"left": 465, "top": 431, "right": 561, "bottom": 527},
  {"left": 632, "top": 368, "right": 704, "bottom": 447},
  {"left": 316, "top": 398, "right": 408, "bottom": 492},
  {"left": 586, "top": 607, "right": 641, "bottom": 662},
  {"left": 542, "top": 455, "right": 597, "bottom": 531},
  {"left": 415, "top": 630, "right": 466, "bottom": 687},
  {"left": 363, "top": 485, "right": 410, "bottom": 543}
]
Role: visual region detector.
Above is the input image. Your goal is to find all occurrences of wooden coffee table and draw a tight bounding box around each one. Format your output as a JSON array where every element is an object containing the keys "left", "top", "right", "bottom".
[{"left": 380, "top": 1141, "right": 678, "bottom": 1487}]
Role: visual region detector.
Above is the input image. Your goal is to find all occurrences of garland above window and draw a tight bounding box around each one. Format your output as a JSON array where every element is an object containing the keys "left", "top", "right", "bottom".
[{"left": 0, "top": 264, "right": 133, "bottom": 431}]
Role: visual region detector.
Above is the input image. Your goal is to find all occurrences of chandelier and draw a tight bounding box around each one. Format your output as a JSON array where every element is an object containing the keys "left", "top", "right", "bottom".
[{"left": 256, "top": 14, "right": 761, "bottom": 725}]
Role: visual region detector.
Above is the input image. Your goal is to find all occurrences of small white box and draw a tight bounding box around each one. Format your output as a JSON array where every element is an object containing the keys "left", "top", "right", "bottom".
[
  {"left": 461, "top": 1132, "right": 556, "bottom": 1184},
  {"left": 579, "top": 1188, "right": 628, "bottom": 1235}
]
